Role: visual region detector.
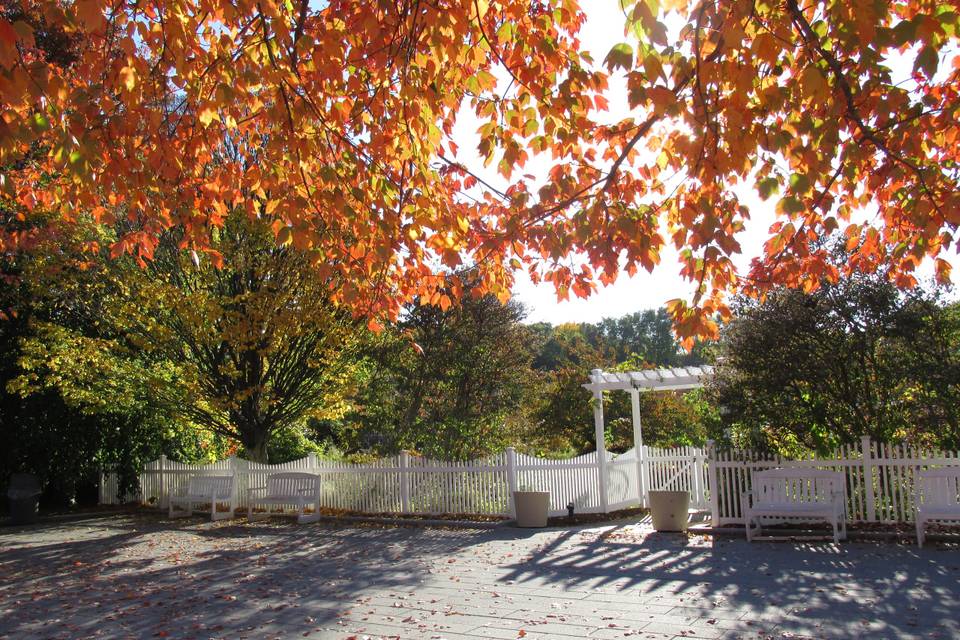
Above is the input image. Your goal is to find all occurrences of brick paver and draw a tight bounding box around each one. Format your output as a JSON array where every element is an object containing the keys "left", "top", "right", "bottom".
[{"left": 1, "top": 514, "right": 958, "bottom": 639}]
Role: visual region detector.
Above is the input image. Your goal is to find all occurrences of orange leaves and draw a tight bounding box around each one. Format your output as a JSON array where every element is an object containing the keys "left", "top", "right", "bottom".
[
  {"left": 73, "top": 0, "right": 105, "bottom": 33},
  {"left": 603, "top": 43, "right": 633, "bottom": 72},
  {"left": 0, "top": 19, "right": 20, "bottom": 68},
  {"left": 1, "top": 0, "right": 957, "bottom": 346}
]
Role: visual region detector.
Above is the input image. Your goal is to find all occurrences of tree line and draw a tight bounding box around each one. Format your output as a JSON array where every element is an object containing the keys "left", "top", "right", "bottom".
[{"left": 3, "top": 215, "right": 959, "bottom": 506}]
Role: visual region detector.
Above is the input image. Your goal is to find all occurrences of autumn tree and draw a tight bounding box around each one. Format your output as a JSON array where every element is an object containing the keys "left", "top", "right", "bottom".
[
  {"left": 1, "top": 1, "right": 956, "bottom": 342},
  {"left": 16, "top": 214, "right": 362, "bottom": 462},
  {"left": 2, "top": 213, "right": 229, "bottom": 501}
]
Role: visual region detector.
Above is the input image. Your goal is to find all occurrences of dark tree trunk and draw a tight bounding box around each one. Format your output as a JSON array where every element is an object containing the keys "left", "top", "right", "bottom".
[{"left": 243, "top": 433, "right": 270, "bottom": 463}]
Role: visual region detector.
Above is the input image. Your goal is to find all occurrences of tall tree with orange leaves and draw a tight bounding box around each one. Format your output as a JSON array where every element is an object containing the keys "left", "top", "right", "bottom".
[{"left": 1, "top": 0, "right": 957, "bottom": 344}]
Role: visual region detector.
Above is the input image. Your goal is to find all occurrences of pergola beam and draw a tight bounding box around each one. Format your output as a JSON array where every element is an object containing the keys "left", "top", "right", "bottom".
[{"left": 582, "top": 366, "right": 714, "bottom": 393}]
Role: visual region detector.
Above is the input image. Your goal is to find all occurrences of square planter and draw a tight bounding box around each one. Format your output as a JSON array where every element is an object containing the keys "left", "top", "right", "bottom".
[
  {"left": 648, "top": 490, "right": 690, "bottom": 532},
  {"left": 513, "top": 491, "right": 550, "bottom": 527}
]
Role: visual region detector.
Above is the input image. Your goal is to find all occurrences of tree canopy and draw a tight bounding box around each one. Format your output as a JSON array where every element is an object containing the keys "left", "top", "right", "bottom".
[
  {"left": 709, "top": 270, "right": 960, "bottom": 454},
  {"left": 1, "top": 1, "right": 957, "bottom": 341},
  {"left": 13, "top": 214, "right": 361, "bottom": 462}
]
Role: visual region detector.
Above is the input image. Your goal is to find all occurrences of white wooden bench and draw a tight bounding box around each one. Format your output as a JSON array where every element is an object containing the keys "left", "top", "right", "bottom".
[
  {"left": 247, "top": 472, "right": 322, "bottom": 524},
  {"left": 742, "top": 468, "right": 847, "bottom": 543},
  {"left": 915, "top": 467, "right": 960, "bottom": 548},
  {"left": 169, "top": 474, "right": 236, "bottom": 521}
]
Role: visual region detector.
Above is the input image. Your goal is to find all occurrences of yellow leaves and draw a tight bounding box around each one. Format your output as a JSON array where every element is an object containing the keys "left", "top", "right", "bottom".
[
  {"left": 119, "top": 66, "right": 137, "bottom": 92},
  {"left": 198, "top": 106, "right": 219, "bottom": 127},
  {"left": 799, "top": 66, "right": 830, "bottom": 103},
  {"left": 604, "top": 43, "right": 633, "bottom": 72}
]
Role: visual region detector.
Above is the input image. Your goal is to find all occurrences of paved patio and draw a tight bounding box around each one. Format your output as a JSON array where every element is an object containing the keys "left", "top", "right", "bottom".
[{"left": 1, "top": 514, "right": 958, "bottom": 639}]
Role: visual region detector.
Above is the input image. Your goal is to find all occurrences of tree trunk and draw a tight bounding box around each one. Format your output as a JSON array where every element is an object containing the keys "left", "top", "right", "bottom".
[{"left": 243, "top": 433, "right": 270, "bottom": 463}]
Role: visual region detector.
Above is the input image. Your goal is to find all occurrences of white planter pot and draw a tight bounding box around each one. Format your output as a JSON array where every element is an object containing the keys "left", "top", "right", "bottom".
[
  {"left": 648, "top": 490, "right": 690, "bottom": 532},
  {"left": 513, "top": 491, "right": 550, "bottom": 527}
]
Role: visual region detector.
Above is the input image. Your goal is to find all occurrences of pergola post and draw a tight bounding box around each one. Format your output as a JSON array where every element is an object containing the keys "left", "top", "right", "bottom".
[
  {"left": 630, "top": 389, "right": 647, "bottom": 508},
  {"left": 583, "top": 366, "right": 713, "bottom": 515},
  {"left": 591, "top": 369, "right": 609, "bottom": 513}
]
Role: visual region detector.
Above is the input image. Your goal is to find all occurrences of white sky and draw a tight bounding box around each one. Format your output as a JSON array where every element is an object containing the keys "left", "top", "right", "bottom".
[{"left": 450, "top": 2, "right": 956, "bottom": 325}]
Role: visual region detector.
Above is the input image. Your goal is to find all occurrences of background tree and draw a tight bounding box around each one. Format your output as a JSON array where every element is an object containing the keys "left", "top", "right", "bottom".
[
  {"left": 524, "top": 322, "right": 711, "bottom": 455},
  {"left": 345, "top": 286, "right": 537, "bottom": 460},
  {"left": 2, "top": 213, "right": 226, "bottom": 505},
  {"left": 14, "top": 214, "right": 362, "bottom": 463},
  {"left": 709, "top": 272, "right": 960, "bottom": 454}
]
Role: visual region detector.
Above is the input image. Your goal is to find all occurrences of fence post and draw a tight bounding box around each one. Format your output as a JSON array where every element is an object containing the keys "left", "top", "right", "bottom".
[
  {"left": 691, "top": 448, "right": 703, "bottom": 509},
  {"left": 400, "top": 451, "right": 411, "bottom": 514},
  {"left": 862, "top": 436, "right": 876, "bottom": 522},
  {"left": 98, "top": 467, "right": 106, "bottom": 505},
  {"left": 706, "top": 440, "right": 720, "bottom": 526},
  {"left": 506, "top": 447, "right": 518, "bottom": 518},
  {"left": 629, "top": 389, "right": 646, "bottom": 508},
  {"left": 592, "top": 385, "right": 610, "bottom": 513},
  {"left": 157, "top": 454, "right": 167, "bottom": 509}
]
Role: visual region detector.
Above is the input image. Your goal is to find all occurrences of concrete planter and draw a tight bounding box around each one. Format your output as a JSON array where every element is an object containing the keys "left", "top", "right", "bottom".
[
  {"left": 513, "top": 491, "right": 550, "bottom": 527},
  {"left": 648, "top": 490, "right": 690, "bottom": 532}
]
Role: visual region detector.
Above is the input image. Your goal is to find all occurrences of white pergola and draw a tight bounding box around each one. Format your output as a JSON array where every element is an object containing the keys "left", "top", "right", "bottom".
[{"left": 582, "top": 366, "right": 713, "bottom": 509}]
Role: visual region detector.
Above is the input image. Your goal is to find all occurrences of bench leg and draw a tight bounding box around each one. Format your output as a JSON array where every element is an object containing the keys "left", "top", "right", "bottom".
[
  {"left": 247, "top": 505, "right": 270, "bottom": 522},
  {"left": 832, "top": 518, "right": 840, "bottom": 544},
  {"left": 211, "top": 501, "right": 233, "bottom": 521},
  {"left": 745, "top": 515, "right": 756, "bottom": 542},
  {"left": 169, "top": 500, "right": 191, "bottom": 518},
  {"left": 916, "top": 518, "right": 925, "bottom": 548},
  {"left": 297, "top": 510, "right": 320, "bottom": 524}
]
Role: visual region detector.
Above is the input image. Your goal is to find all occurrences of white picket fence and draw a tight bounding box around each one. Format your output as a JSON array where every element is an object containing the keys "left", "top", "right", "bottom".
[
  {"left": 101, "top": 445, "right": 710, "bottom": 518},
  {"left": 102, "top": 437, "right": 960, "bottom": 525},
  {"left": 708, "top": 436, "right": 960, "bottom": 525}
]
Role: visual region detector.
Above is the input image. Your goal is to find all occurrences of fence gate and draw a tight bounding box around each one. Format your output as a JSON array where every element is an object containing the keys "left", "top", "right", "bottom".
[{"left": 641, "top": 446, "right": 710, "bottom": 509}]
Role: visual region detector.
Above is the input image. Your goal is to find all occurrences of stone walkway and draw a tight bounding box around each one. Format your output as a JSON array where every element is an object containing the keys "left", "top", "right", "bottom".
[{"left": 1, "top": 513, "right": 958, "bottom": 639}]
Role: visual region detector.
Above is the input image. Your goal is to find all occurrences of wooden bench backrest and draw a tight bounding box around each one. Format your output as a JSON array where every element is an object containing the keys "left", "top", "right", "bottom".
[
  {"left": 187, "top": 475, "right": 234, "bottom": 498},
  {"left": 752, "top": 468, "right": 845, "bottom": 504},
  {"left": 266, "top": 472, "right": 321, "bottom": 497},
  {"left": 918, "top": 468, "right": 960, "bottom": 506}
]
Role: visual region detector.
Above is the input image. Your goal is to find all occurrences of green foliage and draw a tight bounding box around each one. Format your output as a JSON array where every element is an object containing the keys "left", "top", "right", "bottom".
[
  {"left": 0, "top": 215, "right": 227, "bottom": 504},
  {"left": 345, "top": 287, "right": 537, "bottom": 460},
  {"left": 708, "top": 271, "right": 960, "bottom": 454}
]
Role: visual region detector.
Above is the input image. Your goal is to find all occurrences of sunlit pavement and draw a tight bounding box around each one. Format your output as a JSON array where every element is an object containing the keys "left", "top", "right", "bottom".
[{"left": 1, "top": 513, "right": 957, "bottom": 639}]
